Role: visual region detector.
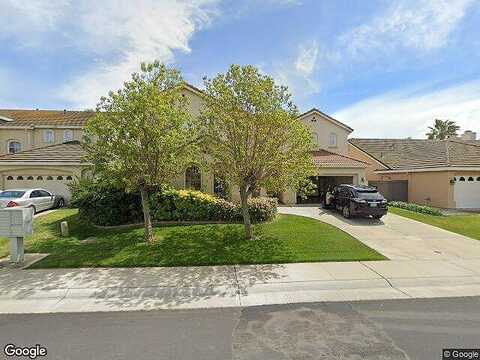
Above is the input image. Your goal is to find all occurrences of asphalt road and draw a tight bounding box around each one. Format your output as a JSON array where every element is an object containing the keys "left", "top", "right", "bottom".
[{"left": 1, "top": 297, "right": 479, "bottom": 360}]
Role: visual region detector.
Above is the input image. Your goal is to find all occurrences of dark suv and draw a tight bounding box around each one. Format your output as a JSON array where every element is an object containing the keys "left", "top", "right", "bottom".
[{"left": 333, "top": 185, "right": 388, "bottom": 219}]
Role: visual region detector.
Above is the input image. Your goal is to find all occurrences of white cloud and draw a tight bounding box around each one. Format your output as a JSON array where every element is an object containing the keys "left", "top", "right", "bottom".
[
  {"left": 0, "top": 0, "right": 220, "bottom": 108},
  {"left": 272, "top": 40, "right": 321, "bottom": 98},
  {"left": 334, "top": 80, "right": 480, "bottom": 139},
  {"left": 294, "top": 40, "right": 318, "bottom": 77},
  {"left": 343, "top": 0, "right": 474, "bottom": 57}
]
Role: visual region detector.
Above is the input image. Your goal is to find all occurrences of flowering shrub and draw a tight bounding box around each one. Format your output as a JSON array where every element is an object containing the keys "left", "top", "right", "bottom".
[{"left": 70, "top": 180, "right": 277, "bottom": 225}]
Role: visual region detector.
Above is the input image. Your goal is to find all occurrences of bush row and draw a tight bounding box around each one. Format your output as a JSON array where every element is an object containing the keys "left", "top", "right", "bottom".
[
  {"left": 70, "top": 180, "right": 278, "bottom": 226},
  {"left": 388, "top": 201, "right": 443, "bottom": 216}
]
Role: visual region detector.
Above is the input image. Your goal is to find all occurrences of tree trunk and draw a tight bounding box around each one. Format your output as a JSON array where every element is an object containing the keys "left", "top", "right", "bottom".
[
  {"left": 140, "top": 186, "right": 155, "bottom": 243},
  {"left": 239, "top": 185, "right": 253, "bottom": 240}
]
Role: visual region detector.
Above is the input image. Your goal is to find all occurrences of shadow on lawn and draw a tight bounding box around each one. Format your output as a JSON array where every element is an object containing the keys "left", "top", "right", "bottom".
[{"left": 0, "top": 214, "right": 290, "bottom": 310}]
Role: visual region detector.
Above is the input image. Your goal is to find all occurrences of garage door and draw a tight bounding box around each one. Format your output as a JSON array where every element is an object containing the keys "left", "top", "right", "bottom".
[
  {"left": 3, "top": 175, "right": 74, "bottom": 200},
  {"left": 454, "top": 176, "right": 480, "bottom": 209}
]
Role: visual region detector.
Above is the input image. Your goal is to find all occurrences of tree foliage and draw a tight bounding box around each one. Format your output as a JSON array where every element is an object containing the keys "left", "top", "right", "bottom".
[
  {"left": 84, "top": 61, "right": 200, "bottom": 242},
  {"left": 426, "top": 119, "right": 460, "bottom": 140},
  {"left": 200, "top": 64, "right": 315, "bottom": 239}
]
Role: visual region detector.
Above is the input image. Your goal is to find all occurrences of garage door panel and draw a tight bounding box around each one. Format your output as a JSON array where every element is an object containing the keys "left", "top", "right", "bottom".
[
  {"left": 3, "top": 175, "right": 73, "bottom": 200},
  {"left": 454, "top": 176, "right": 480, "bottom": 209}
]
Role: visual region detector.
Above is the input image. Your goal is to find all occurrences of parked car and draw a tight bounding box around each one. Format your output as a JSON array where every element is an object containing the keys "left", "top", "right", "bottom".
[
  {"left": 0, "top": 189, "right": 65, "bottom": 214},
  {"left": 332, "top": 184, "right": 388, "bottom": 219}
]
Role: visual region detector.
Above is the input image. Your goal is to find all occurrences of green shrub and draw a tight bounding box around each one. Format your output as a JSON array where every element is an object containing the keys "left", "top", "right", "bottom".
[
  {"left": 69, "top": 179, "right": 143, "bottom": 226},
  {"left": 70, "top": 179, "right": 277, "bottom": 225},
  {"left": 388, "top": 201, "right": 443, "bottom": 216}
]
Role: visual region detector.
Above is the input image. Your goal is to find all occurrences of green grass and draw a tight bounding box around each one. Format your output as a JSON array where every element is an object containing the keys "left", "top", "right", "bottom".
[
  {"left": 0, "top": 209, "right": 385, "bottom": 268},
  {"left": 389, "top": 207, "right": 480, "bottom": 240}
]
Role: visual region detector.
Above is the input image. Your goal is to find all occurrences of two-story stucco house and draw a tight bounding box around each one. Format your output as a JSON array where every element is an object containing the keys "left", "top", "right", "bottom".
[{"left": 0, "top": 84, "right": 369, "bottom": 203}]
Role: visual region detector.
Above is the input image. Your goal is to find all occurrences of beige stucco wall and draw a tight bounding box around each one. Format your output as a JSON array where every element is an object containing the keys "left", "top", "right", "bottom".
[
  {"left": 406, "top": 171, "right": 454, "bottom": 208},
  {"left": 348, "top": 143, "right": 388, "bottom": 181},
  {"left": 0, "top": 127, "right": 83, "bottom": 155},
  {"left": 299, "top": 112, "right": 351, "bottom": 155}
]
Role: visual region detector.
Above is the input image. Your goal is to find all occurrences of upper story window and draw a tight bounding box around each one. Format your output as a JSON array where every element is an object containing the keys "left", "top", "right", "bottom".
[
  {"left": 329, "top": 133, "right": 338, "bottom": 147},
  {"left": 185, "top": 166, "right": 201, "bottom": 191},
  {"left": 7, "top": 140, "right": 21, "bottom": 154},
  {"left": 43, "top": 129, "right": 54, "bottom": 143},
  {"left": 63, "top": 130, "right": 73, "bottom": 142},
  {"left": 311, "top": 132, "right": 319, "bottom": 145}
]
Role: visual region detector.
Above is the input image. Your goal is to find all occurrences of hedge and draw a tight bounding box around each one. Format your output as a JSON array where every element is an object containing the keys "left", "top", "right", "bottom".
[
  {"left": 388, "top": 201, "right": 443, "bottom": 216},
  {"left": 70, "top": 180, "right": 277, "bottom": 226}
]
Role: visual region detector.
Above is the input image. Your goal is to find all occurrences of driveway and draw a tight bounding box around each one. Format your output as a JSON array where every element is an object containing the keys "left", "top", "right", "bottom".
[{"left": 279, "top": 206, "right": 480, "bottom": 260}]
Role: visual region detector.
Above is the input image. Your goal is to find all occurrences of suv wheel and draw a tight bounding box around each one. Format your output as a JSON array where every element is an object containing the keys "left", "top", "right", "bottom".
[{"left": 342, "top": 205, "right": 351, "bottom": 219}]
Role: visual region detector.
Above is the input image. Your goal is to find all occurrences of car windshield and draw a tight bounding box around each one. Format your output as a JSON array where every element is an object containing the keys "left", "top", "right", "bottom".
[
  {"left": 356, "top": 190, "right": 383, "bottom": 200},
  {"left": 0, "top": 191, "right": 25, "bottom": 198}
]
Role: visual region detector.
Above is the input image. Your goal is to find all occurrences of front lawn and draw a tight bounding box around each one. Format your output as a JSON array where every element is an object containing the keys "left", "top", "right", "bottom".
[
  {"left": 0, "top": 209, "right": 385, "bottom": 268},
  {"left": 389, "top": 207, "right": 480, "bottom": 240}
]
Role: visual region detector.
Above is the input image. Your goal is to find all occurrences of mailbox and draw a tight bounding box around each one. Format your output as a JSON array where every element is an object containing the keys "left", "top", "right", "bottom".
[{"left": 0, "top": 207, "right": 34, "bottom": 263}]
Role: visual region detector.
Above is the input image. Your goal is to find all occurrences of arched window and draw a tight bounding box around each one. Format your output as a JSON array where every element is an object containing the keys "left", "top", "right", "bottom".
[
  {"left": 468, "top": 177, "right": 474, "bottom": 182},
  {"left": 27, "top": 176, "right": 34, "bottom": 180},
  {"left": 459, "top": 177, "right": 466, "bottom": 182},
  {"left": 46, "top": 176, "right": 53, "bottom": 180},
  {"left": 37, "top": 176, "right": 43, "bottom": 180},
  {"left": 66, "top": 176, "right": 73, "bottom": 180},
  {"left": 214, "top": 176, "right": 226, "bottom": 199},
  {"left": 7, "top": 140, "right": 21, "bottom": 154},
  {"left": 57, "top": 176, "right": 63, "bottom": 180},
  {"left": 16, "top": 176, "right": 23, "bottom": 180},
  {"left": 6, "top": 176, "right": 13, "bottom": 180},
  {"left": 477, "top": 177, "right": 480, "bottom": 182},
  {"left": 185, "top": 166, "right": 201, "bottom": 190}
]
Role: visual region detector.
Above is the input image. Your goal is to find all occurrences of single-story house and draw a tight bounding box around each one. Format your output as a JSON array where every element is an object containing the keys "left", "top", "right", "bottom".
[{"left": 349, "top": 137, "right": 480, "bottom": 209}]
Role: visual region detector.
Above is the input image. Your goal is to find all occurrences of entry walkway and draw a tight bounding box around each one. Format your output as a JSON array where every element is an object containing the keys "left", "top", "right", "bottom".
[{"left": 279, "top": 206, "right": 480, "bottom": 260}]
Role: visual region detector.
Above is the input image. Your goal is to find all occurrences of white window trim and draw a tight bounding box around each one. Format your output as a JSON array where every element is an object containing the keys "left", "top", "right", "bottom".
[
  {"left": 43, "top": 129, "right": 55, "bottom": 143},
  {"left": 7, "top": 140, "right": 22, "bottom": 154},
  {"left": 329, "top": 133, "right": 338, "bottom": 147},
  {"left": 63, "top": 129, "right": 73, "bottom": 142}
]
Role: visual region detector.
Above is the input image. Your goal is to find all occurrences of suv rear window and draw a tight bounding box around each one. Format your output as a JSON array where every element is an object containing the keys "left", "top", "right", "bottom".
[{"left": 356, "top": 190, "right": 383, "bottom": 200}]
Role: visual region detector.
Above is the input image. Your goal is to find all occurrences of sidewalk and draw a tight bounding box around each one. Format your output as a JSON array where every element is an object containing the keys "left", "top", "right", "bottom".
[{"left": 2, "top": 259, "right": 480, "bottom": 314}]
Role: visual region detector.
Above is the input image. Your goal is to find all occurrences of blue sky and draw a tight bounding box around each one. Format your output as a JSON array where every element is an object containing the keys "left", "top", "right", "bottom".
[{"left": 1, "top": 0, "right": 479, "bottom": 138}]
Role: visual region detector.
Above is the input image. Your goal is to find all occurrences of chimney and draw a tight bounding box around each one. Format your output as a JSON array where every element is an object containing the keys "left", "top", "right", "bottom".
[{"left": 461, "top": 130, "right": 477, "bottom": 141}]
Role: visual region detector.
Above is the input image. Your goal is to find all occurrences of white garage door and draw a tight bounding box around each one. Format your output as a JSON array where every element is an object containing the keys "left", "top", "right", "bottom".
[
  {"left": 4, "top": 175, "right": 74, "bottom": 200},
  {"left": 454, "top": 176, "right": 480, "bottom": 209}
]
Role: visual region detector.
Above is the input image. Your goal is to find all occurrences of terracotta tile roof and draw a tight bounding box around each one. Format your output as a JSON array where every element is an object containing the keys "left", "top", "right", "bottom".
[
  {"left": 349, "top": 138, "right": 480, "bottom": 170},
  {"left": 0, "top": 109, "right": 94, "bottom": 127},
  {"left": 0, "top": 141, "right": 86, "bottom": 163},
  {"left": 312, "top": 149, "right": 369, "bottom": 168}
]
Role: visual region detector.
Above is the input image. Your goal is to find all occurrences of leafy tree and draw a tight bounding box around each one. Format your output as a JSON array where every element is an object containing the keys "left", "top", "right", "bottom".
[
  {"left": 426, "top": 119, "right": 460, "bottom": 140},
  {"left": 84, "top": 62, "right": 200, "bottom": 243},
  {"left": 200, "top": 64, "right": 315, "bottom": 239}
]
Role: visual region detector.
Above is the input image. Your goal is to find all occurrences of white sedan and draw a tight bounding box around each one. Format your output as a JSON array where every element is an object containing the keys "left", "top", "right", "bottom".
[{"left": 0, "top": 188, "right": 65, "bottom": 214}]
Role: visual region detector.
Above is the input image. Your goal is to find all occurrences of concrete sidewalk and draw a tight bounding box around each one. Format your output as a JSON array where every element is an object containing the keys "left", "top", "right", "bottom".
[{"left": 2, "top": 259, "right": 480, "bottom": 313}]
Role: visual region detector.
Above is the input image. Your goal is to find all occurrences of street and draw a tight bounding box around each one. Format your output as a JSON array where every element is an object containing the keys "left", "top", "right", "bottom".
[{"left": 1, "top": 297, "right": 479, "bottom": 360}]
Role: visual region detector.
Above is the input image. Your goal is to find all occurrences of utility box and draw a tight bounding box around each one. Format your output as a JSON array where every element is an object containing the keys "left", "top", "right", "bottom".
[{"left": 0, "top": 207, "right": 34, "bottom": 263}]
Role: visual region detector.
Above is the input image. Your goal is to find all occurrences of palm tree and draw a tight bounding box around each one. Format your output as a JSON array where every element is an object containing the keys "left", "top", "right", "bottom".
[{"left": 426, "top": 119, "right": 460, "bottom": 140}]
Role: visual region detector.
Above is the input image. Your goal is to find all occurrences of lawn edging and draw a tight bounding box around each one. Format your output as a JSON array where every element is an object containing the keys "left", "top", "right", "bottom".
[{"left": 92, "top": 220, "right": 244, "bottom": 230}]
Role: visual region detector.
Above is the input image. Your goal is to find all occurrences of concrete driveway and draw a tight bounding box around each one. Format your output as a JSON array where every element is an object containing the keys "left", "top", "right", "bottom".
[{"left": 279, "top": 206, "right": 480, "bottom": 260}]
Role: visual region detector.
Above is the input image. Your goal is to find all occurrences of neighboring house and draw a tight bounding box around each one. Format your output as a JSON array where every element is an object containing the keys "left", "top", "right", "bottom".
[
  {"left": 349, "top": 136, "right": 480, "bottom": 209},
  {"left": 0, "top": 84, "right": 369, "bottom": 204},
  {"left": 0, "top": 110, "right": 93, "bottom": 200}
]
